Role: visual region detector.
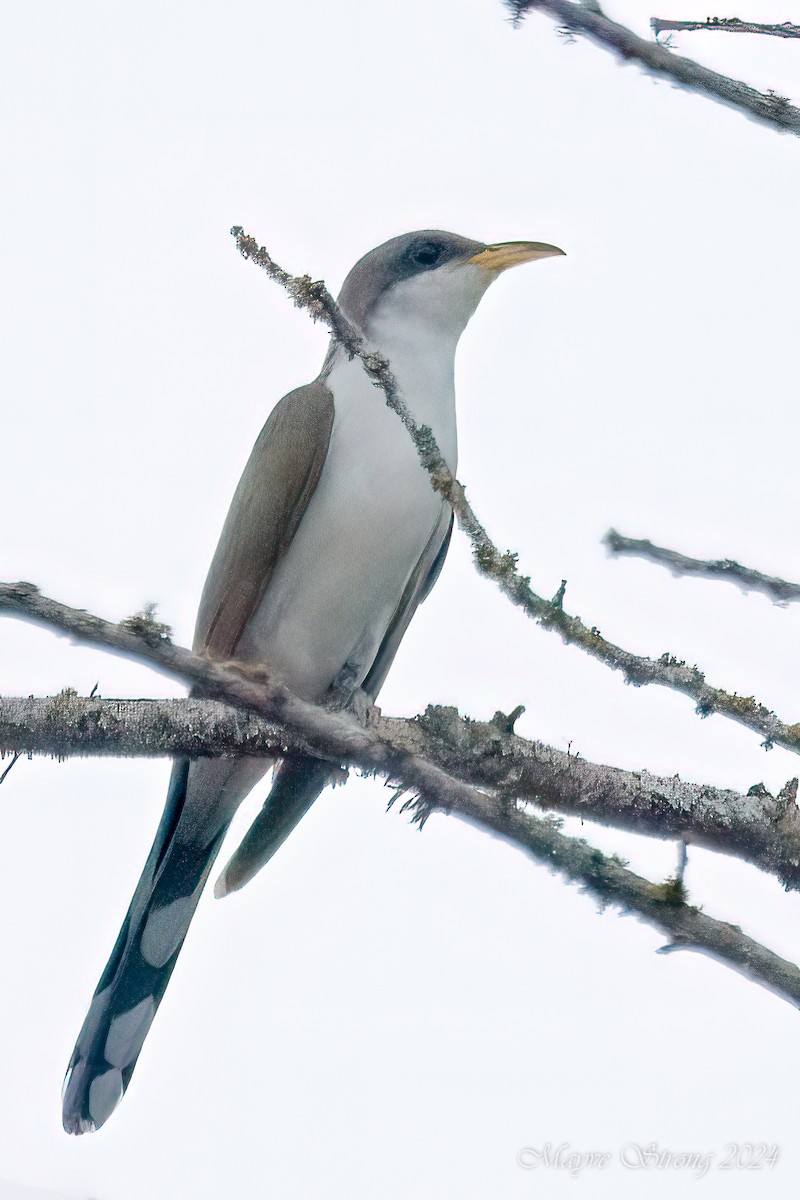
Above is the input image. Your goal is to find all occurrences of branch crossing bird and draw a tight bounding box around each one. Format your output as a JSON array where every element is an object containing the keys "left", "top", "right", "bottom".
[{"left": 61, "top": 229, "right": 564, "bottom": 1134}]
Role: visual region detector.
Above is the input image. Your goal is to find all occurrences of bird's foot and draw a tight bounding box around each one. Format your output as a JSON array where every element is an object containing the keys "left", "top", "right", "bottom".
[
  {"left": 326, "top": 663, "right": 359, "bottom": 710},
  {"left": 326, "top": 667, "right": 380, "bottom": 726},
  {"left": 350, "top": 688, "right": 381, "bottom": 728}
]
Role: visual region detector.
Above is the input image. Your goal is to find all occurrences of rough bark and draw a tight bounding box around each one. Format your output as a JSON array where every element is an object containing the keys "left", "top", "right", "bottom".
[
  {"left": 505, "top": 1, "right": 800, "bottom": 134},
  {"left": 230, "top": 230, "right": 800, "bottom": 760},
  {"left": 4, "top": 583, "right": 800, "bottom": 1010},
  {"left": 605, "top": 529, "right": 800, "bottom": 605},
  {"left": 651, "top": 18, "right": 800, "bottom": 41},
  {"left": 3, "top": 693, "right": 800, "bottom": 890}
]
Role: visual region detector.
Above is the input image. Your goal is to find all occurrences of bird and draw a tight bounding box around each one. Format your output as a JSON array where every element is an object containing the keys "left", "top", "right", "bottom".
[{"left": 61, "top": 229, "right": 564, "bottom": 1134}]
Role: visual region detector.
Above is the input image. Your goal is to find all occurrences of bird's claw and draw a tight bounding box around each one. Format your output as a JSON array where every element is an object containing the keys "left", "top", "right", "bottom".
[{"left": 350, "top": 688, "right": 381, "bottom": 728}]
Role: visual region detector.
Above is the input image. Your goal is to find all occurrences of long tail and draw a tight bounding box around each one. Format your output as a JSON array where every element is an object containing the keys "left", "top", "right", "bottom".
[
  {"left": 62, "top": 754, "right": 268, "bottom": 1134},
  {"left": 214, "top": 756, "right": 332, "bottom": 898}
]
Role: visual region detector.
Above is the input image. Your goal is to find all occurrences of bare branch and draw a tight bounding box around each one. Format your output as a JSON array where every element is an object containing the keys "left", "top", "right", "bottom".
[
  {"left": 0, "top": 694, "right": 297, "bottom": 760},
  {"left": 505, "top": 1, "right": 800, "bottom": 134},
  {"left": 395, "top": 705, "right": 800, "bottom": 891},
  {"left": 3, "top": 693, "right": 800, "bottom": 889},
  {"left": 458, "top": 791, "right": 800, "bottom": 1013},
  {"left": 231, "top": 229, "right": 449, "bottom": 489},
  {"left": 605, "top": 529, "right": 800, "bottom": 605},
  {"left": 652, "top": 17, "right": 800, "bottom": 40},
  {"left": 2, "top": 597, "right": 800, "bottom": 1010},
  {"left": 231, "top": 231, "right": 800, "bottom": 758},
  {"left": 4, "top": 585, "right": 799, "bottom": 1008},
  {"left": 0, "top": 581, "right": 475, "bottom": 809},
  {"left": 0, "top": 751, "right": 21, "bottom": 785}
]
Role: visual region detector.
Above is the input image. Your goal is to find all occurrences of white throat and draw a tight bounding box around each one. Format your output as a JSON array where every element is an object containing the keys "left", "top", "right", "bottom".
[{"left": 354, "top": 261, "right": 494, "bottom": 466}]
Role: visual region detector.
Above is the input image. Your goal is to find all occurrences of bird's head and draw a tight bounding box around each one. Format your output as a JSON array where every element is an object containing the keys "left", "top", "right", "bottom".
[{"left": 338, "top": 229, "right": 564, "bottom": 352}]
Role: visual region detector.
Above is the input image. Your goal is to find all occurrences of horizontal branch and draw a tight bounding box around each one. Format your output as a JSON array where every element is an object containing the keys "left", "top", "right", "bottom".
[
  {"left": 505, "top": 1, "right": 800, "bottom": 134},
  {"left": 605, "top": 529, "right": 800, "bottom": 605},
  {"left": 4, "top": 694, "right": 800, "bottom": 889},
  {"left": 652, "top": 17, "right": 800, "bottom": 40},
  {"left": 231, "top": 230, "right": 800, "bottom": 759},
  {"left": 0, "top": 581, "right": 471, "bottom": 809},
  {"left": 3, "top": 582, "right": 800, "bottom": 1006}
]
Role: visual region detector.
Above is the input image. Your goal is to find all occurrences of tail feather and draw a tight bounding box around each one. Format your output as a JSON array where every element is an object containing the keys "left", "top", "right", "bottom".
[
  {"left": 214, "top": 756, "right": 331, "bottom": 898},
  {"left": 62, "top": 755, "right": 268, "bottom": 1134}
]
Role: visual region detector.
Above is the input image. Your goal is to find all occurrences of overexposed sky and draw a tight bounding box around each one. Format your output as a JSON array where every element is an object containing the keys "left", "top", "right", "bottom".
[{"left": 2, "top": 2, "right": 800, "bottom": 1196}]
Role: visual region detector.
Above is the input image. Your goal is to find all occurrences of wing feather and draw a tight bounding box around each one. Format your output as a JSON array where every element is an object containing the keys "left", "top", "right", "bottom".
[
  {"left": 361, "top": 509, "right": 454, "bottom": 699},
  {"left": 194, "top": 381, "right": 334, "bottom": 659}
]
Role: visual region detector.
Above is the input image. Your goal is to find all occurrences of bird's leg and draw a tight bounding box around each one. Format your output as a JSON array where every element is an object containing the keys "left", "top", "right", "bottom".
[
  {"left": 326, "top": 664, "right": 381, "bottom": 727},
  {"left": 326, "top": 662, "right": 359, "bottom": 707},
  {"left": 350, "top": 688, "right": 382, "bottom": 729}
]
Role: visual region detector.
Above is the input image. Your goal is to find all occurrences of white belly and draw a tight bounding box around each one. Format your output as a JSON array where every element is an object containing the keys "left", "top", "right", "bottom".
[{"left": 235, "top": 351, "right": 456, "bottom": 700}]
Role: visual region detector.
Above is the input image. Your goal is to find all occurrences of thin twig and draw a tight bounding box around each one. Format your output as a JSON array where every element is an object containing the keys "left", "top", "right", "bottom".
[
  {"left": 231, "top": 231, "right": 800, "bottom": 757},
  {"left": 3, "top": 584, "right": 800, "bottom": 1009},
  {"left": 3, "top": 693, "right": 800, "bottom": 888},
  {"left": 605, "top": 529, "right": 800, "bottom": 605},
  {"left": 652, "top": 17, "right": 800, "bottom": 40},
  {"left": 0, "top": 751, "right": 21, "bottom": 785},
  {"left": 505, "top": 1, "right": 800, "bottom": 134}
]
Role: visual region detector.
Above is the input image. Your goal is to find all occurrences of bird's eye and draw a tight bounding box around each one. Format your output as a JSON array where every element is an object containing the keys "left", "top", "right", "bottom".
[{"left": 410, "top": 242, "right": 441, "bottom": 268}]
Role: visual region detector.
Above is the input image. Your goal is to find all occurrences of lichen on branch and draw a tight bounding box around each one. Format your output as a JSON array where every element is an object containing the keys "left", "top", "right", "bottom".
[
  {"left": 605, "top": 528, "right": 800, "bottom": 606},
  {"left": 3, "top": 582, "right": 800, "bottom": 1010},
  {"left": 505, "top": 1, "right": 800, "bottom": 135},
  {"left": 230, "top": 229, "right": 800, "bottom": 760}
]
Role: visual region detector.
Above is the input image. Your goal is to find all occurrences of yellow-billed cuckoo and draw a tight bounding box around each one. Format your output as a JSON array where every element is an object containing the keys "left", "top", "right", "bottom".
[{"left": 62, "top": 230, "right": 564, "bottom": 1134}]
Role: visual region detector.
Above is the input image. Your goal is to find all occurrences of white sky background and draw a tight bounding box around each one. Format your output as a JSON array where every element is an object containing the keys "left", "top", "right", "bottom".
[{"left": 1, "top": 1, "right": 800, "bottom": 1196}]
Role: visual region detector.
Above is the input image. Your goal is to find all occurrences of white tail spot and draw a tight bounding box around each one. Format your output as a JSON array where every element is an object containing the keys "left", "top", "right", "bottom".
[
  {"left": 88, "top": 1066, "right": 124, "bottom": 1127},
  {"left": 140, "top": 895, "right": 195, "bottom": 968},
  {"left": 105, "top": 996, "right": 156, "bottom": 1069}
]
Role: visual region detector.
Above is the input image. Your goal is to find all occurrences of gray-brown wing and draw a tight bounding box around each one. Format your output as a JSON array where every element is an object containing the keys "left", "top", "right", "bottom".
[
  {"left": 194, "top": 381, "right": 334, "bottom": 660},
  {"left": 361, "top": 509, "right": 454, "bottom": 700},
  {"left": 212, "top": 510, "right": 453, "bottom": 898}
]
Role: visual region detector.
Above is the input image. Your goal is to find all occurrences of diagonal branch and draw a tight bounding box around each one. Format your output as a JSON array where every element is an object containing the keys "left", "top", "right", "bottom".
[
  {"left": 652, "top": 17, "right": 800, "bottom": 40},
  {"left": 504, "top": 1, "right": 800, "bottom": 134},
  {"left": 231, "top": 230, "right": 800, "bottom": 758},
  {"left": 0, "top": 751, "right": 20, "bottom": 785},
  {"left": 458, "top": 789, "right": 800, "bottom": 1013},
  {"left": 3, "top": 693, "right": 800, "bottom": 889},
  {"left": 3, "top": 583, "right": 800, "bottom": 1009},
  {"left": 605, "top": 528, "right": 800, "bottom": 605},
  {"left": 230, "top": 229, "right": 447, "bottom": 487}
]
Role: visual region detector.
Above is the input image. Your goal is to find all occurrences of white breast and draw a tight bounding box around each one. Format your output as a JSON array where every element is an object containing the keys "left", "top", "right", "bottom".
[{"left": 235, "top": 338, "right": 458, "bottom": 701}]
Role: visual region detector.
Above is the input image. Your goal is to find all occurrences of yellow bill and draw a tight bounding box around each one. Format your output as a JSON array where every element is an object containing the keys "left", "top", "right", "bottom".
[{"left": 469, "top": 240, "right": 566, "bottom": 271}]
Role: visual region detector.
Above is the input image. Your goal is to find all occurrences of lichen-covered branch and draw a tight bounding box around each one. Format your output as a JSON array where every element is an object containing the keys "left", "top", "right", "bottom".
[
  {"left": 0, "top": 582, "right": 471, "bottom": 807},
  {"left": 0, "top": 751, "right": 20, "bottom": 785},
  {"left": 231, "top": 230, "right": 800, "bottom": 759},
  {"left": 397, "top": 705, "right": 800, "bottom": 891},
  {"left": 0, "top": 695, "right": 297, "bottom": 761},
  {"left": 455, "top": 791, "right": 800, "bottom": 1012},
  {"left": 4, "top": 693, "right": 800, "bottom": 889},
  {"left": 605, "top": 528, "right": 800, "bottom": 605},
  {"left": 2, "top": 592, "right": 800, "bottom": 1009},
  {"left": 504, "top": 1, "right": 800, "bottom": 135},
  {"left": 652, "top": 17, "right": 800, "bottom": 40},
  {"left": 231, "top": 228, "right": 450, "bottom": 490}
]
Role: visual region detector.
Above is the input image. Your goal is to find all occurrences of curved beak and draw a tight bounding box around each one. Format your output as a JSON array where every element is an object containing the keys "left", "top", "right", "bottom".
[{"left": 468, "top": 241, "right": 566, "bottom": 272}]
